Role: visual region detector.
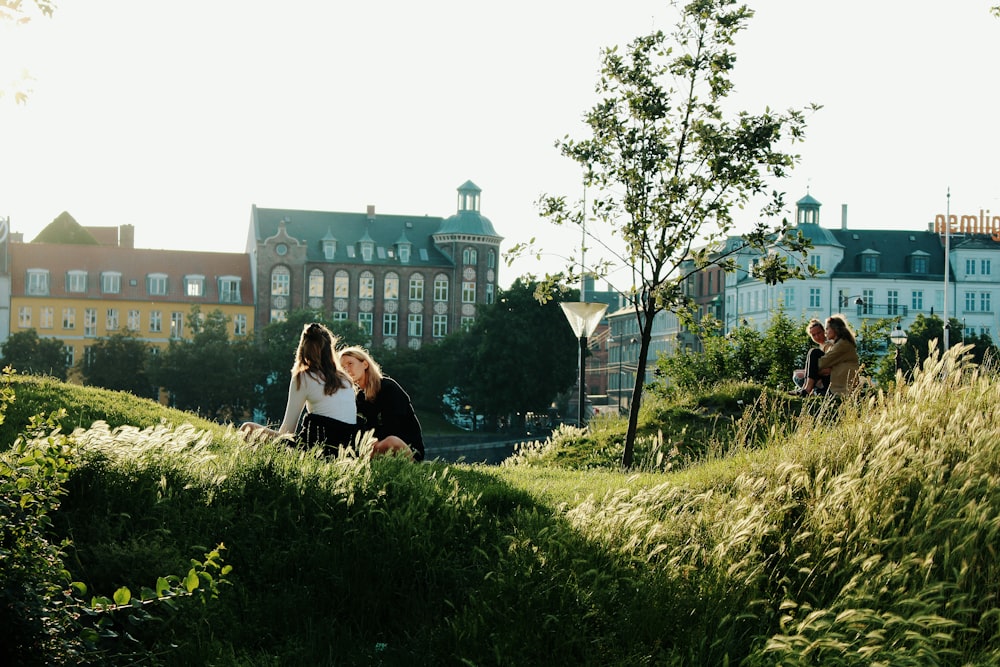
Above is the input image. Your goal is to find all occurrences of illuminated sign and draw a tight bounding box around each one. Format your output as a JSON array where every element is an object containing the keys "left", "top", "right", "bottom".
[{"left": 934, "top": 211, "right": 1000, "bottom": 241}]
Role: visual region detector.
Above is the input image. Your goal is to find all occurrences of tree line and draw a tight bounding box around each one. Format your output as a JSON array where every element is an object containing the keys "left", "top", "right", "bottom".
[{"left": 0, "top": 280, "right": 581, "bottom": 429}]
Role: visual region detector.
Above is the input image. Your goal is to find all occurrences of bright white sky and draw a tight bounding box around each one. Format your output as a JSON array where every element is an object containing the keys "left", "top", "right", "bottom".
[{"left": 1, "top": 1, "right": 998, "bottom": 290}]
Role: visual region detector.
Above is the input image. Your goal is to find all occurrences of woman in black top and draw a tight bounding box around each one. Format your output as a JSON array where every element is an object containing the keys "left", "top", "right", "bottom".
[{"left": 339, "top": 346, "right": 424, "bottom": 461}]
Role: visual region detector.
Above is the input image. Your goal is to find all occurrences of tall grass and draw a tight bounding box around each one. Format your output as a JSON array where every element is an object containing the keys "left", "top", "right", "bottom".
[{"left": 1, "top": 346, "right": 997, "bottom": 664}]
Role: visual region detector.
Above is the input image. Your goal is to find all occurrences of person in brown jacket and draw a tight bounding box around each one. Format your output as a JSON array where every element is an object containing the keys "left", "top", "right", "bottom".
[{"left": 818, "top": 315, "right": 861, "bottom": 395}]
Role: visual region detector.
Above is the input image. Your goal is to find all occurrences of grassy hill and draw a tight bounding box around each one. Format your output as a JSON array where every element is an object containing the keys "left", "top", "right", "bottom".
[{"left": 1, "top": 350, "right": 998, "bottom": 665}]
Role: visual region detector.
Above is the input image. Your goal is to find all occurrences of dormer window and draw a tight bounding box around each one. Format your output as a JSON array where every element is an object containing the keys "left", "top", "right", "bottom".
[
  {"left": 859, "top": 249, "right": 881, "bottom": 274},
  {"left": 910, "top": 252, "right": 929, "bottom": 275},
  {"left": 360, "top": 241, "right": 374, "bottom": 261},
  {"left": 323, "top": 238, "right": 336, "bottom": 260},
  {"left": 67, "top": 270, "right": 88, "bottom": 293},
  {"left": 27, "top": 269, "right": 49, "bottom": 295},
  {"left": 398, "top": 243, "right": 411, "bottom": 263}
]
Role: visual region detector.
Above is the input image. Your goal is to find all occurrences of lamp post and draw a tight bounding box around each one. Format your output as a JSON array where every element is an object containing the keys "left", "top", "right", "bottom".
[
  {"left": 889, "top": 325, "right": 908, "bottom": 374},
  {"left": 560, "top": 302, "right": 609, "bottom": 427},
  {"left": 840, "top": 295, "right": 865, "bottom": 310}
]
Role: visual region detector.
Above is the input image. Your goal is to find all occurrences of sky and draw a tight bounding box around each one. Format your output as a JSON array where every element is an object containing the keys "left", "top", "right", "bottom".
[{"left": 1, "top": 1, "right": 998, "bottom": 290}]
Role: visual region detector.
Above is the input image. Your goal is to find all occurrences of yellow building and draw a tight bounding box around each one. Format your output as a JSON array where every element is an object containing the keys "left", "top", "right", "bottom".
[{"left": 6, "top": 225, "right": 254, "bottom": 378}]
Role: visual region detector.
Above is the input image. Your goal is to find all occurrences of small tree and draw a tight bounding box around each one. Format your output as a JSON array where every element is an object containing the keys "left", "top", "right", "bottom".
[
  {"left": 522, "top": 0, "right": 815, "bottom": 466},
  {"left": 148, "top": 308, "right": 263, "bottom": 422},
  {"left": 0, "top": 329, "right": 68, "bottom": 380},
  {"left": 78, "top": 332, "right": 155, "bottom": 397}
]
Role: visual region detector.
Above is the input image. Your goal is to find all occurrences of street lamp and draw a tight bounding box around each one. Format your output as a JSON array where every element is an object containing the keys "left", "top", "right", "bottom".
[
  {"left": 560, "top": 302, "right": 609, "bottom": 427},
  {"left": 840, "top": 295, "right": 865, "bottom": 309},
  {"left": 889, "top": 325, "right": 908, "bottom": 374}
]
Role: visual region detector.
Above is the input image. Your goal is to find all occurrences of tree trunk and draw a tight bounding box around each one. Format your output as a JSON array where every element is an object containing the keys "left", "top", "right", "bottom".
[{"left": 621, "top": 309, "right": 655, "bottom": 468}]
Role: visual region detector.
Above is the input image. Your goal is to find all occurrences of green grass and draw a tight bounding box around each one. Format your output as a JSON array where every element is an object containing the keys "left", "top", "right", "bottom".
[{"left": 2, "top": 348, "right": 999, "bottom": 665}]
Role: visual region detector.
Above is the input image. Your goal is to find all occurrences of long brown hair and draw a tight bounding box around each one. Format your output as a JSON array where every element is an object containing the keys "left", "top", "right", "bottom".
[
  {"left": 825, "top": 315, "right": 856, "bottom": 346},
  {"left": 339, "top": 346, "right": 382, "bottom": 402},
  {"left": 292, "top": 323, "right": 351, "bottom": 395}
]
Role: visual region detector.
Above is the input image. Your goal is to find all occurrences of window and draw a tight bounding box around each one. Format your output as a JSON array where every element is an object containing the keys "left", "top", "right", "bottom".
[
  {"left": 39, "top": 307, "right": 53, "bottom": 329},
  {"left": 106, "top": 309, "right": 119, "bottom": 331},
  {"left": 966, "top": 259, "right": 976, "bottom": 276},
  {"left": 234, "top": 314, "right": 247, "bottom": 336},
  {"left": 62, "top": 308, "right": 75, "bottom": 329},
  {"left": 18, "top": 306, "right": 30, "bottom": 328},
  {"left": 462, "top": 247, "right": 478, "bottom": 265},
  {"left": 965, "top": 291, "right": 976, "bottom": 312},
  {"left": 101, "top": 272, "right": 121, "bottom": 294},
  {"left": 26, "top": 269, "right": 49, "bottom": 295},
  {"left": 359, "top": 271, "right": 374, "bottom": 299},
  {"left": 331, "top": 312, "right": 348, "bottom": 322},
  {"left": 912, "top": 256, "right": 928, "bottom": 274},
  {"left": 323, "top": 239, "right": 336, "bottom": 260},
  {"left": 486, "top": 283, "right": 494, "bottom": 305},
  {"left": 184, "top": 275, "right": 204, "bottom": 297},
  {"left": 783, "top": 287, "right": 795, "bottom": 309},
  {"left": 270, "top": 308, "right": 287, "bottom": 323},
  {"left": 433, "top": 275, "right": 449, "bottom": 302},
  {"left": 862, "top": 289, "right": 874, "bottom": 315},
  {"left": 862, "top": 255, "right": 878, "bottom": 273},
  {"left": 219, "top": 277, "right": 241, "bottom": 304},
  {"left": 409, "top": 274, "right": 424, "bottom": 301},
  {"left": 150, "top": 311, "right": 162, "bottom": 333},
  {"left": 358, "top": 312, "right": 373, "bottom": 336},
  {"left": 462, "top": 282, "right": 476, "bottom": 303},
  {"left": 308, "top": 269, "right": 324, "bottom": 298},
  {"left": 432, "top": 314, "right": 448, "bottom": 338},
  {"left": 912, "top": 290, "right": 924, "bottom": 311},
  {"left": 384, "top": 272, "right": 399, "bottom": 301},
  {"left": 64, "top": 346, "right": 74, "bottom": 368},
  {"left": 334, "top": 271, "right": 349, "bottom": 298},
  {"left": 84, "top": 308, "right": 97, "bottom": 337},
  {"left": 809, "top": 255, "right": 821, "bottom": 271},
  {"left": 809, "top": 287, "right": 821, "bottom": 309},
  {"left": 407, "top": 313, "right": 422, "bottom": 337},
  {"left": 983, "top": 259, "right": 992, "bottom": 276},
  {"left": 270, "top": 266, "right": 290, "bottom": 296},
  {"left": 398, "top": 244, "right": 411, "bottom": 263},
  {"left": 128, "top": 310, "right": 140, "bottom": 331},
  {"left": 170, "top": 312, "right": 184, "bottom": 338},
  {"left": 461, "top": 316, "right": 475, "bottom": 331},
  {"left": 147, "top": 273, "right": 168, "bottom": 296},
  {"left": 360, "top": 242, "right": 374, "bottom": 261},
  {"left": 487, "top": 249, "right": 495, "bottom": 269},
  {"left": 965, "top": 327, "right": 976, "bottom": 339},
  {"left": 981, "top": 327, "right": 992, "bottom": 340},
  {"left": 981, "top": 292, "right": 992, "bottom": 312},
  {"left": 887, "top": 290, "right": 899, "bottom": 315},
  {"left": 67, "top": 270, "right": 88, "bottom": 293},
  {"left": 383, "top": 313, "right": 398, "bottom": 337}
]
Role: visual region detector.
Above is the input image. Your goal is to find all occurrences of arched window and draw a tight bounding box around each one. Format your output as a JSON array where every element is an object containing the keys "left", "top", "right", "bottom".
[
  {"left": 462, "top": 247, "right": 478, "bottom": 265},
  {"left": 270, "top": 266, "right": 290, "bottom": 296},
  {"left": 433, "top": 274, "right": 449, "bottom": 301},
  {"left": 409, "top": 273, "right": 424, "bottom": 300},
  {"left": 359, "top": 271, "right": 375, "bottom": 300},
  {"left": 334, "top": 270, "right": 349, "bottom": 298},
  {"left": 384, "top": 272, "right": 399, "bottom": 301}
]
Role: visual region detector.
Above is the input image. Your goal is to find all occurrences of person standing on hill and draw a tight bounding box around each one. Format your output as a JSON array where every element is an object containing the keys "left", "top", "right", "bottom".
[
  {"left": 818, "top": 315, "right": 861, "bottom": 396},
  {"left": 339, "top": 346, "right": 424, "bottom": 462},
  {"left": 239, "top": 323, "right": 358, "bottom": 454}
]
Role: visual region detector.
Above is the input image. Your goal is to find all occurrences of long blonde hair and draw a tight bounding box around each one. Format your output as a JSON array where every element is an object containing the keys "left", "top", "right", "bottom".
[
  {"left": 339, "top": 346, "right": 383, "bottom": 402},
  {"left": 293, "top": 323, "right": 351, "bottom": 395}
]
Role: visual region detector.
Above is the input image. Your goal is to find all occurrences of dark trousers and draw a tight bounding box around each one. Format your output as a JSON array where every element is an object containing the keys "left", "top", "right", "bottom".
[
  {"left": 805, "top": 347, "right": 827, "bottom": 394},
  {"left": 298, "top": 413, "right": 358, "bottom": 456}
]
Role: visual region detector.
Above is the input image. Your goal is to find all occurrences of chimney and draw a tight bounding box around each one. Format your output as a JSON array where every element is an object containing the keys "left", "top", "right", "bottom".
[
  {"left": 841, "top": 204, "right": 848, "bottom": 231},
  {"left": 119, "top": 224, "right": 135, "bottom": 249},
  {"left": 366, "top": 205, "right": 376, "bottom": 221}
]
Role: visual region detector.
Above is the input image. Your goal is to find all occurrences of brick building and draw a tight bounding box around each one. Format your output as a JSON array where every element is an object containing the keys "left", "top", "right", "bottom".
[{"left": 247, "top": 181, "right": 503, "bottom": 348}]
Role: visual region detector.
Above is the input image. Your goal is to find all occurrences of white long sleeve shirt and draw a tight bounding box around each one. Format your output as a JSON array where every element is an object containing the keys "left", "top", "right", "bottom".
[{"left": 278, "top": 372, "right": 357, "bottom": 435}]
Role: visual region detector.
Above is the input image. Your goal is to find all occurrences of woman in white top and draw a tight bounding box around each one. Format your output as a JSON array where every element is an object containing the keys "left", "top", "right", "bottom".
[{"left": 240, "top": 323, "right": 358, "bottom": 454}]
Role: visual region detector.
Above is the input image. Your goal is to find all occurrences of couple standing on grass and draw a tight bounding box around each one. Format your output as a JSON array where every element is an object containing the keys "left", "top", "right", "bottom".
[
  {"left": 790, "top": 315, "right": 861, "bottom": 397},
  {"left": 239, "top": 323, "right": 424, "bottom": 462}
]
